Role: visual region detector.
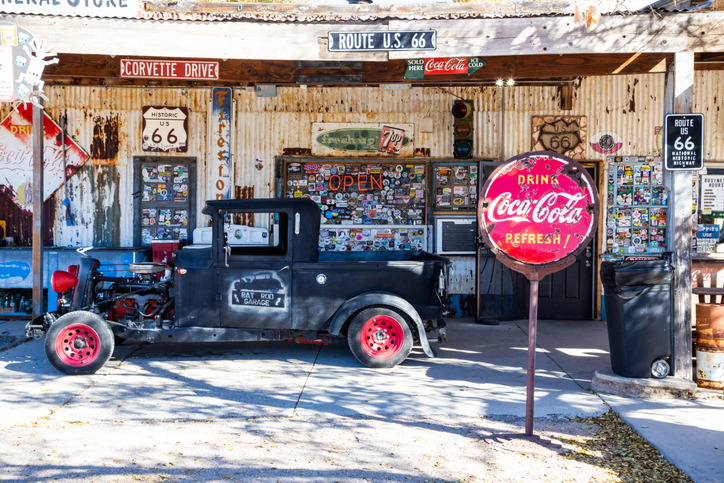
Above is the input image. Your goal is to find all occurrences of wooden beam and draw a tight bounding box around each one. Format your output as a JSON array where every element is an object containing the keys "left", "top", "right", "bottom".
[
  {"left": 8, "top": 11, "right": 724, "bottom": 63},
  {"left": 41, "top": 53, "right": 683, "bottom": 87},
  {"left": 32, "top": 101, "right": 44, "bottom": 321},
  {"left": 665, "top": 52, "right": 695, "bottom": 381},
  {"left": 389, "top": 12, "right": 724, "bottom": 59}
]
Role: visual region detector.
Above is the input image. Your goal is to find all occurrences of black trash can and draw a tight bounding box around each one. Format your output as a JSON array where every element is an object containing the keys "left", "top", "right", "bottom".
[{"left": 601, "top": 259, "right": 673, "bottom": 378}]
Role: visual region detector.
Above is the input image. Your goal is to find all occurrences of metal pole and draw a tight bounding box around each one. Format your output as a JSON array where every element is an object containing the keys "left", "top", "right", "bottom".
[
  {"left": 525, "top": 270, "right": 540, "bottom": 436},
  {"left": 32, "top": 97, "right": 44, "bottom": 320}
]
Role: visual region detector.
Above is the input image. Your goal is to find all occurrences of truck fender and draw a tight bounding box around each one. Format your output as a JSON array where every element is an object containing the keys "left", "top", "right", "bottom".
[{"left": 327, "top": 292, "right": 435, "bottom": 358}]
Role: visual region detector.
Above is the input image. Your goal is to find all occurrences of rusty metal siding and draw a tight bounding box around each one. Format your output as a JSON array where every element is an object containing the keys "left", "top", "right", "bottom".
[
  {"left": 447, "top": 256, "right": 476, "bottom": 295},
  {"left": 13, "top": 72, "right": 724, "bottom": 249},
  {"left": 695, "top": 71, "right": 724, "bottom": 161},
  {"left": 42, "top": 86, "right": 210, "bottom": 247}
]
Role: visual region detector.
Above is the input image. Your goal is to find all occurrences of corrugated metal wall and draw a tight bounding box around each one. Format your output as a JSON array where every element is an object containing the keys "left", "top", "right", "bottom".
[{"left": 4, "top": 71, "right": 717, "bottom": 252}]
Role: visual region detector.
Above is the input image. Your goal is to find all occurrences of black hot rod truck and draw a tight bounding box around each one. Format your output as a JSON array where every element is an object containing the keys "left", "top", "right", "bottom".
[{"left": 27, "top": 198, "right": 449, "bottom": 375}]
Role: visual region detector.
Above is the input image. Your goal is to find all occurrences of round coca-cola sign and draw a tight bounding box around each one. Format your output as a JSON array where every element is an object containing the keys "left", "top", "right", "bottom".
[{"left": 478, "top": 152, "right": 599, "bottom": 275}]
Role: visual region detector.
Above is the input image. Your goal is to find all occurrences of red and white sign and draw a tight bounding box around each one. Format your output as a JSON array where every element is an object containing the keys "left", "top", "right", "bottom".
[
  {"left": 424, "top": 57, "right": 468, "bottom": 76},
  {"left": 120, "top": 59, "right": 219, "bottom": 80},
  {"left": 0, "top": 104, "right": 89, "bottom": 213},
  {"left": 378, "top": 125, "right": 405, "bottom": 155},
  {"left": 478, "top": 152, "right": 598, "bottom": 267}
]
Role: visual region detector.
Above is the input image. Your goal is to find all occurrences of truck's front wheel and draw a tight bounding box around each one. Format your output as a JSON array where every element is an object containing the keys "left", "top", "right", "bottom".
[
  {"left": 45, "top": 312, "right": 115, "bottom": 376},
  {"left": 347, "top": 307, "right": 413, "bottom": 368}
]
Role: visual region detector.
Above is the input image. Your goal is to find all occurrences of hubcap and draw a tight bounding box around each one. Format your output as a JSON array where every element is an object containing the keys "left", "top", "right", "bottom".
[
  {"left": 360, "top": 315, "right": 405, "bottom": 360},
  {"left": 55, "top": 323, "right": 101, "bottom": 367}
]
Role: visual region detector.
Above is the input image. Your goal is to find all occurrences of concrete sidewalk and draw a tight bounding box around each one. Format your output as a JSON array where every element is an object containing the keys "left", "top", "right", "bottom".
[{"left": 1, "top": 315, "right": 722, "bottom": 482}]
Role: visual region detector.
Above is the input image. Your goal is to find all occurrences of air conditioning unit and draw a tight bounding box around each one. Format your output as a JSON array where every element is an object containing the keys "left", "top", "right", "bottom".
[
  {"left": 435, "top": 217, "right": 477, "bottom": 255},
  {"left": 192, "top": 224, "right": 269, "bottom": 246}
]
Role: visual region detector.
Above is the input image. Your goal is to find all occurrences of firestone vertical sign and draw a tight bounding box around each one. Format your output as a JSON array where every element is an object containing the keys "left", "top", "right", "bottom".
[{"left": 210, "top": 87, "right": 232, "bottom": 200}]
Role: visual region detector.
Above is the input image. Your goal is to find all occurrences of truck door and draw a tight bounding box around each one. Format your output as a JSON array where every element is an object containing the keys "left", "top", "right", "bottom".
[{"left": 217, "top": 210, "right": 294, "bottom": 329}]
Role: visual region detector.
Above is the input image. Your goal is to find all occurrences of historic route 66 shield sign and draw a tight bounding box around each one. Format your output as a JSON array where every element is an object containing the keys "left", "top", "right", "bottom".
[{"left": 478, "top": 151, "right": 599, "bottom": 277}]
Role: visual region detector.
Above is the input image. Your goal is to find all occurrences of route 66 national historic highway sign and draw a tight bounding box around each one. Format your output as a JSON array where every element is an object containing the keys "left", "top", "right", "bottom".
[{"left": 664, "top": 113, "right": 704, "bottom": 171}]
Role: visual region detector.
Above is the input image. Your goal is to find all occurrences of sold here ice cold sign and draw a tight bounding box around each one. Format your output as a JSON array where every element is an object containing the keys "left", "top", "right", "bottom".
[{"left": 664, "top": 113, "right": 704, "bottom": 171}]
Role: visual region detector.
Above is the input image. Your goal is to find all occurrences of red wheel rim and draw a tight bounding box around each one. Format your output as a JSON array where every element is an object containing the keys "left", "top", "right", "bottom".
[
  {"left": 360, "top": 315, "right": 404, "bottom": 360},
  {"left": 55, "top": 324, "right": 102, "bottom": 367}
]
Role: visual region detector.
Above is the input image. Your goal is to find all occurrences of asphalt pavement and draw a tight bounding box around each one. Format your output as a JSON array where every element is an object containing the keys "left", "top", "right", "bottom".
[{"left": 0, "top": 316, "right": 722, "bottom": 482}]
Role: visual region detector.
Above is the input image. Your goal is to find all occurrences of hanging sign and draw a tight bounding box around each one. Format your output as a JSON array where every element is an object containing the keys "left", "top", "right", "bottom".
[
  {"left": 121, "top": 59, "right": 219, "bottom": 80},
  {"left": 478, "top": 151, "right": 599, "bottom": 274},
  {"left": 328, "top": 30, "right": 436, "bottom": 52},
  {"left": 209, "top": 87, "right": 232, "bottom": 200},
  {"left": 404, "top": 57, "right": 486, "bottom": 79},
  {"left": 664, "top": 113, "right": 704, "bottom": 171},
  {"left": 142, "top": 107, "right": 188, "bottom": 152},
  {"left": 0, "top": 104, "right": 89, "bottom": 213}
]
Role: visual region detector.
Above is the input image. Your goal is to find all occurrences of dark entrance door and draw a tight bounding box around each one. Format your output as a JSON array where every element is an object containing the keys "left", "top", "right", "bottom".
[{"left": 524, "top": 166, "right": 598, "bottom": 320}]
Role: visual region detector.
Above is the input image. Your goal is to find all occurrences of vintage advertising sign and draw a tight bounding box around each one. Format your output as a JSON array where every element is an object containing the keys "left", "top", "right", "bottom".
[
  {"left": 209, "top": 87, "right": 232, "bottom": 200},
  {"left": 478, "top": 151, "right": 599, "bottom": 275},
  {"left": 142, "top": 107, "right": 188, "bottom": 152},
  {"left": 378, "top": 125, "right": 405, "bottom": 155},
  {"left": 311, "top": 123, "right": 414, "bottom": 157},
  {"left": 531, "top": 116, "right": 587, "bottom": 160},
  {"left": 121, "top": 59, "right": 219, "bottom": 80},
  {"left": 404, "top": 57, "right": 485, "bottom": 79},
  {"left": 328, "top": 31, "right": 436, "bottom": 52},
  {"left": 664, "top": 113, "right": 704, "bottom": 171},
  {"left": 0, "top": 104, "right": 89, "bottom": 213},
  {"left": 0, "top": 0, "right": 143, "bottom": 19}
]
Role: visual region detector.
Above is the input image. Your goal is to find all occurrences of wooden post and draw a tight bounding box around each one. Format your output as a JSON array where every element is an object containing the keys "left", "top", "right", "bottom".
[
  {"left": 664, "top": 52, "right": 694, "bottom": 380},
  {"left": 32, "top": 99, "right": 44, "bottom": 320}
]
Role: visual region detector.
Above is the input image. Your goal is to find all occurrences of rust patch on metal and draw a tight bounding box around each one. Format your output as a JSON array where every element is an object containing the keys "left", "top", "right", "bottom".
[
  {"left": 233, "top": 186, "right": 255, "bottom": 226},
  {"left": 89, "top": 166, "right": 121, "bottom": 247},
  {"left": 282, "top": 148, "right": 312, "bottom": 156},
  {"left": 414, "top": 148, "right": 430, "bottom": 157},
  {"left": 0, "top": 191, "right": 55, "bottom": 246},
  {"left": 90, "top": 114, "right": 120, "bottom": 163}
]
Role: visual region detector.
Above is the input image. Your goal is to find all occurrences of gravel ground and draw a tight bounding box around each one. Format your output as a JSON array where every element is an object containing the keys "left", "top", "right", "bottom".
[{"left": 0, "top": 410, "right": 691, "bottom": 483}]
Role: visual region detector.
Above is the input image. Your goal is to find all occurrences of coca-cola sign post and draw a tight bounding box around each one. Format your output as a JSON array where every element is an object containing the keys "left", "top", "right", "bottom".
[{"left": 478, "top": 151, "right": 599, "bottom": 449}]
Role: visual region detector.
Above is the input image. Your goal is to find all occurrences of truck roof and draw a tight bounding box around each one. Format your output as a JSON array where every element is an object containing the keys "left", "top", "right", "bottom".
[{"left": 202, "top": 198, "right": 322, "bottom": 262}]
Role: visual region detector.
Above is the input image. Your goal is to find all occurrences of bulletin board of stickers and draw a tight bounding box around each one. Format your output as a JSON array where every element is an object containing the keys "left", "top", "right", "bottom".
[
  {"left": 319, "top": 226, "right": 428, "bottom": 252},
  {"left": 284, "top": 161, "right": 427, "bottom": 226},
  {"left": 433, "top": 163, "right": 479, "bottom": 211},
  {"left": 605, "top": 155, "right": 668, "bottom": 256},
  {"left": 134, "top": 158, "right": 195, "bottom": 246}
]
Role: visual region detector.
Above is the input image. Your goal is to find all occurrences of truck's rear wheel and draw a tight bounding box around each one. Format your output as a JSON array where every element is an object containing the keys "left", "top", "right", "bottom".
[
  {"left": 45, "top": 312, "right": 115, "bottom": 375},
  {"left": 347, "top": 307, "right": 413, "bottom": 368}
]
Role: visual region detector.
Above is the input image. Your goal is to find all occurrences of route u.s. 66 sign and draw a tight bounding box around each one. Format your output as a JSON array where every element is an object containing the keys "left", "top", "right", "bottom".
[{"left": 478, "top": 152, "right": 599, "bottom": 277}]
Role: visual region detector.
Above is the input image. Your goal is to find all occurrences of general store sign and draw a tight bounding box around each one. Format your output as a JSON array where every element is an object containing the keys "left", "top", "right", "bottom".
[
  {"left": 311, "top": 123, "right": 414, "bottom": 157},
  {"left": 0, "top": 0, "right": 143, "bottom": 19},
  {"left": 209, "top": 87, "right": 232, "bottom": 200},
  {"left": 0, "top": 104, "right": 89, "bottom": 213},
  {"left": 121, "top": 59, "right": 219, "bottom": 80},
  {"left": 478, "top": 151, "right": 598, "bottom": 272},
  {"left": 404, "top": 57, "right": 485, "bottom": 79},
  {"left": 328, "top": 31, "right": 436, "bottom": 52},
  {"left": 142, "top": 106, "right": 188, "bottom": 152}
]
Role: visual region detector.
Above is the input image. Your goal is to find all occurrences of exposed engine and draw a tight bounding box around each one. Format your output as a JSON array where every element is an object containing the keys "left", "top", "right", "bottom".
[{"left": 50, "top": 260, "right": 175, "bottom": 331}]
